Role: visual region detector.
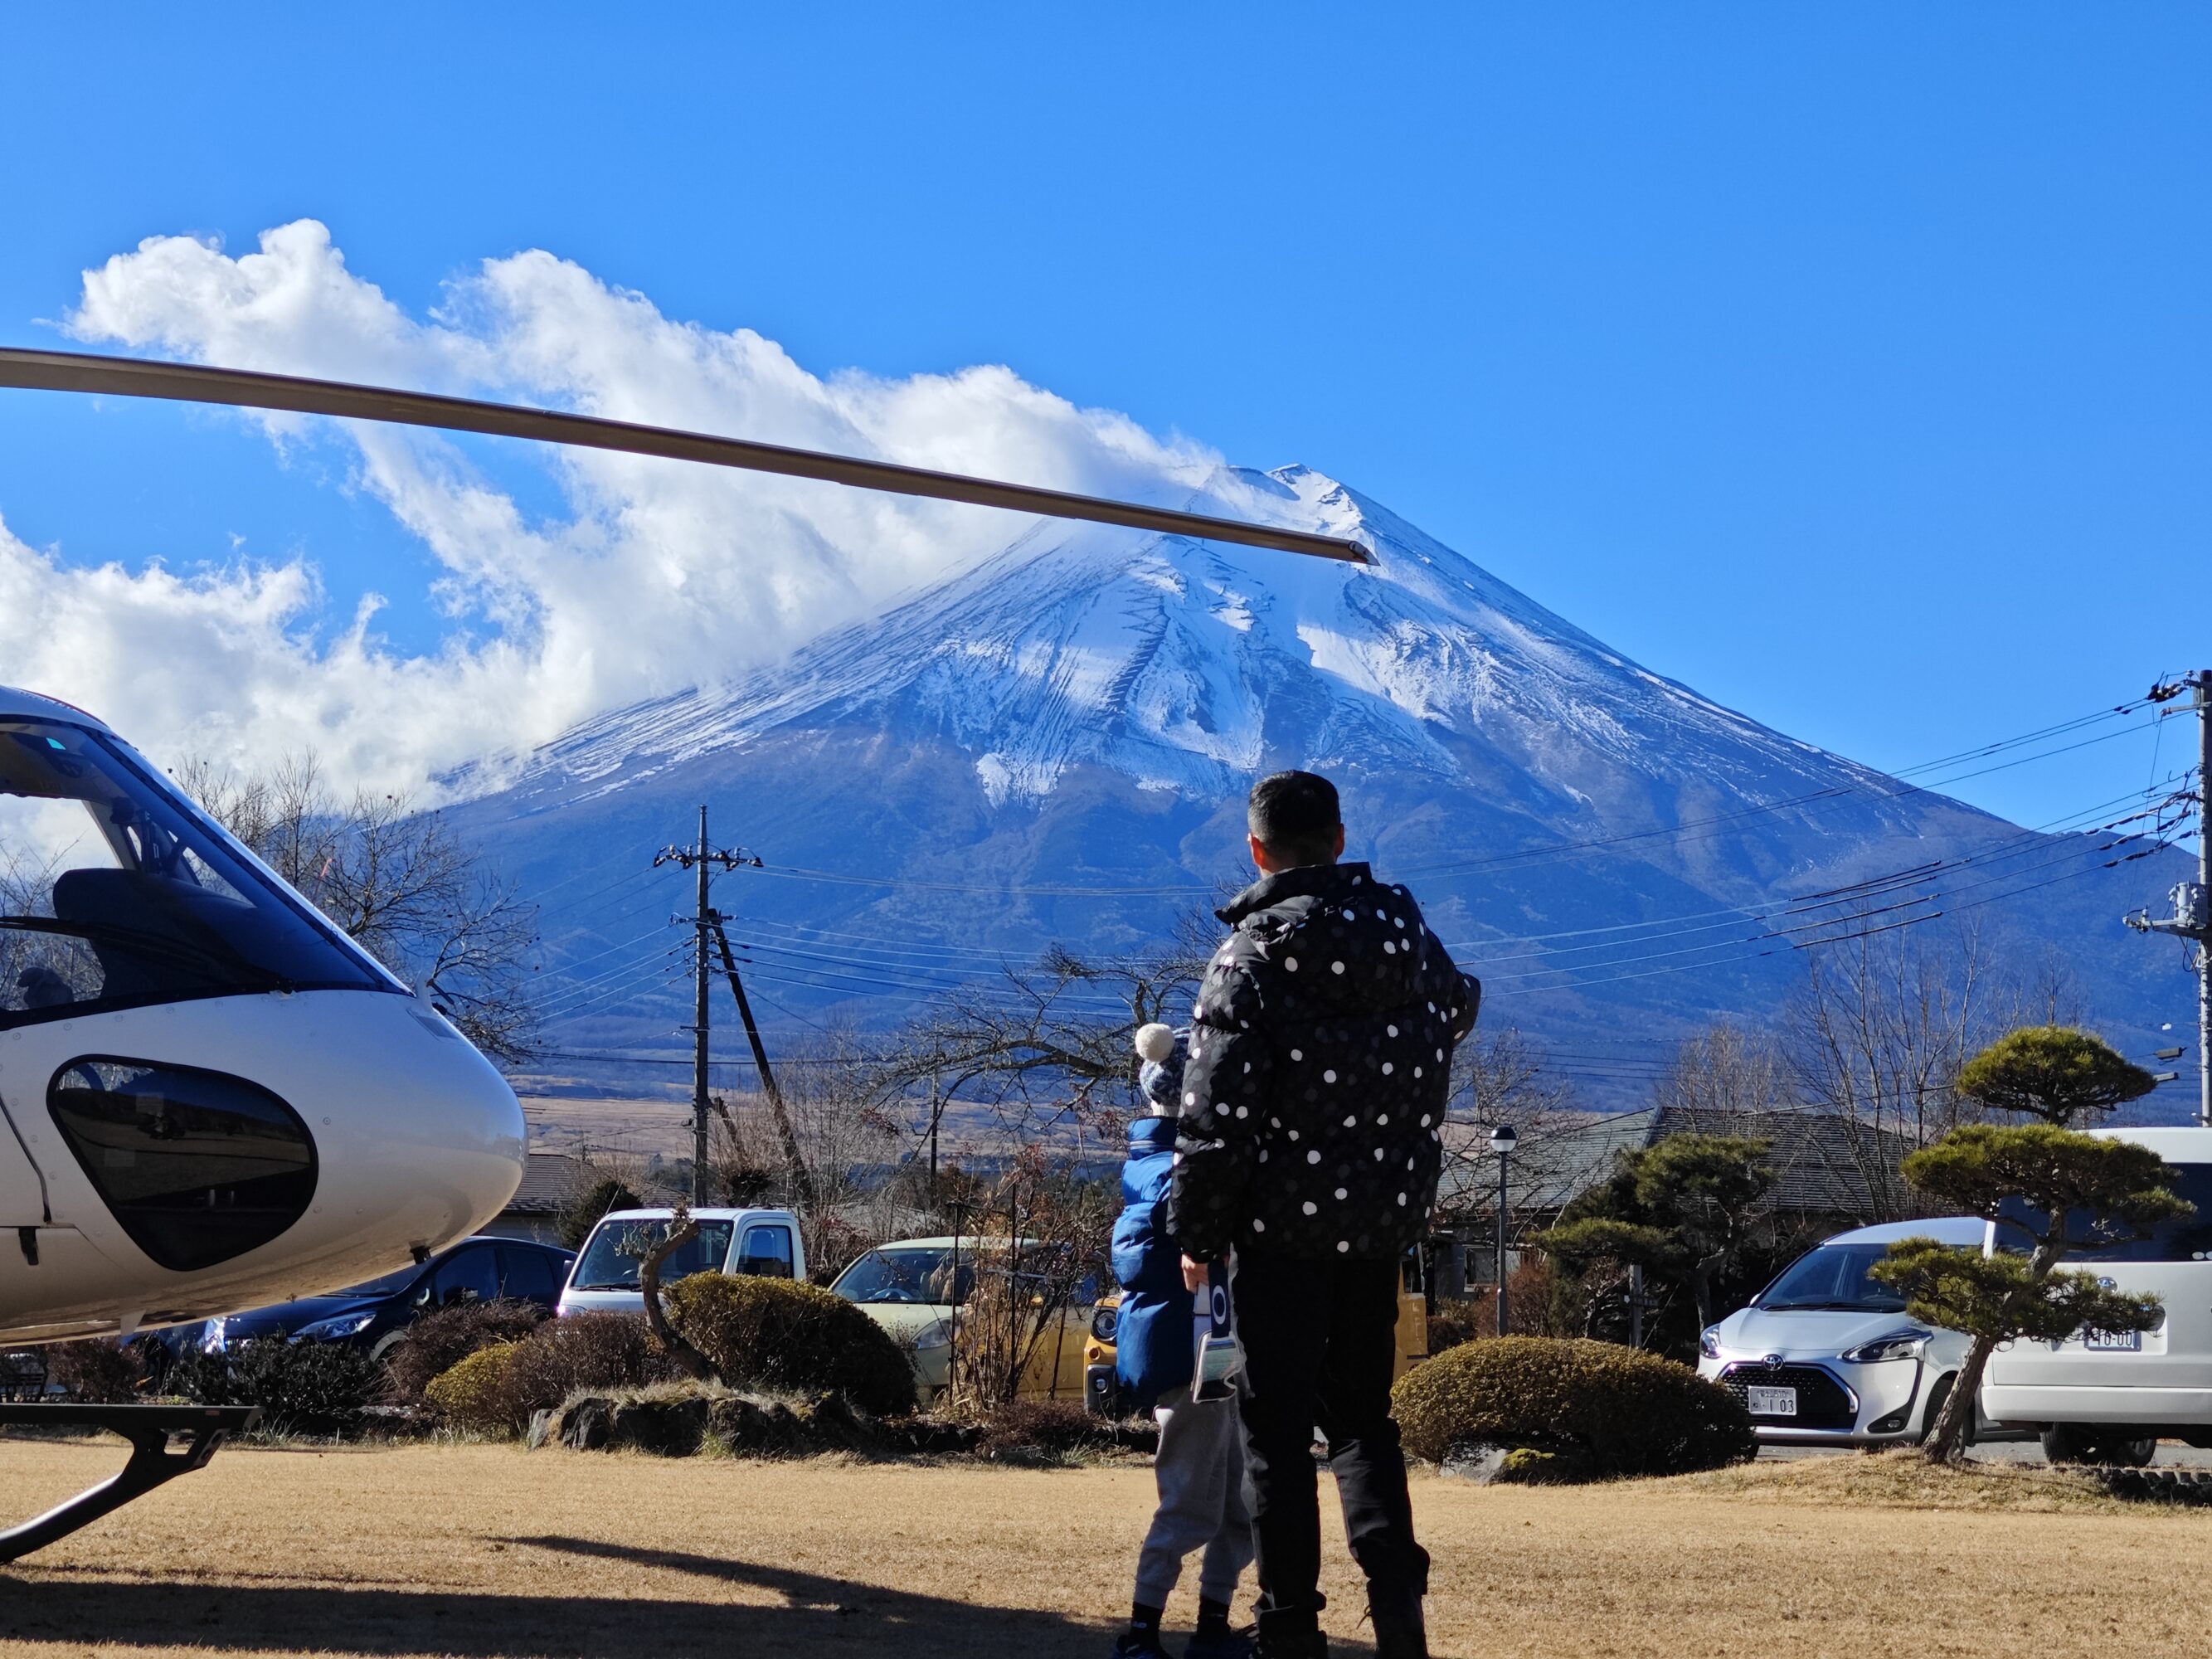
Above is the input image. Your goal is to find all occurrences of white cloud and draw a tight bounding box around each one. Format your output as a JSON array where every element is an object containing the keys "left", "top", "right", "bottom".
[{"left": 7, "top": 219, "right": 1243, "bottom": 791}]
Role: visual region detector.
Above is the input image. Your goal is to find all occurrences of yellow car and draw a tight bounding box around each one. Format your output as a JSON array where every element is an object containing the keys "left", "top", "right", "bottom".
[
  {"left": 831, "top": 1236, "right": 1098, "bottom": 1408},
  {"left": 1081, "top": 1259, "right": 1431, "bottom": 1416}
]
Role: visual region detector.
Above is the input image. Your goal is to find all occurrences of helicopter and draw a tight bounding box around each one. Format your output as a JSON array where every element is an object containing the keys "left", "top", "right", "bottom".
[{"left": 0, "top": 347, "right": 1364, "bottom": 1554}]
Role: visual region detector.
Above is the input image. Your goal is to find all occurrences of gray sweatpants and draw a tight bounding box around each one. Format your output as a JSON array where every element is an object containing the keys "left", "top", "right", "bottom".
[{"left": 1133, "top": 1383, "right": 1255, "bottom": 1608}]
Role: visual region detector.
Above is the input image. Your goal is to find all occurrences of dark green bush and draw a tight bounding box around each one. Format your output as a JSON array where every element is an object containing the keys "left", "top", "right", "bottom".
[
  {"left": 666, "top": 1273, "right": 915, "bottom": 1417},
  {"left": 1391, "top": 1335, "right": 1753, "bottom": 1479},
  {"left": 172, "top": 1336, "right": 383, "bottom": 1435},
  {"left": 382, "top": 1298, "right": 551, "bottom": 1405},
  {"left": 43, "top": 1338, "right": 146, "bottom": 1402},
  {"left": 558, "top": 1176, "right": 643, "bottom": 1250}
]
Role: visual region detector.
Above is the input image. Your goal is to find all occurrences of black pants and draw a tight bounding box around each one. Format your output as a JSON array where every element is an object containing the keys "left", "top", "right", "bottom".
[{"left": 1233, "top": 1250, "right": 1428, "bottom": 1631}]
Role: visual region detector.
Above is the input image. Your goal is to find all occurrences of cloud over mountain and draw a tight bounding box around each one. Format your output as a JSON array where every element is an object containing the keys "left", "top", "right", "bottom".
[{"left": 7, "top": 219, "right": 1271, "bottom": 786}]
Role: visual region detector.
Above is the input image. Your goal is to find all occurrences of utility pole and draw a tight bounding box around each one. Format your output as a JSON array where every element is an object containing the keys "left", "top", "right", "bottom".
[
  {"left": 2127, "top": 671, "right": 2212, "bottom": 1127},
  {"left": 707, "top": 917, "right": 812, "bottom": 1208},
  {"left": 655, "top": 805, "right": 766, "bottom": 1204}
]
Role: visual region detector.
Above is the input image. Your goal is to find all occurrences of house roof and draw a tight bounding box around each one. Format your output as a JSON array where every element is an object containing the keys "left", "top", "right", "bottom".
[
  {"left": 503, "top": 1151, "right": 589, "bottom": 1215},
  {"left": 1650, "top": 1106, "right": 1913, "bottom": 1218},
  {"left": 1442, "top": 1105, "right": 1916, "bottom": 1224}
]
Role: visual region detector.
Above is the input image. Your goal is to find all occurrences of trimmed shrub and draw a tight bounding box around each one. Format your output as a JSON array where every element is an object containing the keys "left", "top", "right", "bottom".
[
  {"left": 425, "top": 1343, "right": 523, "bottom": 1434},
  {"left": 173, "top": 1336, "right": 384, "bottom": 1435},
  {"left": 421, "top": 1311, "right": 678, "bottom": 1435},
  {"left": 382, "top": 1298, "right": 551, "bottom": 1405},
  {"left": 665, "top": 1273, "right": 915, "bottom": 1417},
  {"left": 1391, "top": 1335, "right": 1753, "bottom": 1480}
]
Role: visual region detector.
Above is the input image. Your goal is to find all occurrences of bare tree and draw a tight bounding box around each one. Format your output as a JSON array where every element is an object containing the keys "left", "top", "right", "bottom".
[
  {"left": 708, "top": 1022, "right": 907, "bottom": 1277},
  {"left": 1781, "top": 917, "right": 1999, "bottom": 1221},
  {"left": 1651, "top": 1023, "right": 1794, "bottom": 1131},
  {"left": 176, "top": 756, "right": 539, "bottom": 1062},
  {"left": 882, "top": 916, "right": 1218, "bottom": 1149},
  {"left": 944, "top": 1145, "right": 1115, "bottom": 1414}
]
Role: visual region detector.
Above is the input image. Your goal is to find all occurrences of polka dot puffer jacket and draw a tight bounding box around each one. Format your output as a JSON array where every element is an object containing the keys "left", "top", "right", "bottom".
[{"left": 1167, "top": 860, "right": 1479, "bottom": 1262}]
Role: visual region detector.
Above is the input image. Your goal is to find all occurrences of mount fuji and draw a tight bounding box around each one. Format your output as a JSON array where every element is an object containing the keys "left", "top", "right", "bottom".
[{"left": 449, "top": 465, "right": 2192, "bottom": 1106}]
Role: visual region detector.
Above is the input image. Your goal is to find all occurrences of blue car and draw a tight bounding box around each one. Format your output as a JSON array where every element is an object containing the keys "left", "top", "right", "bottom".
[{"left": 194, "top": 1235, "right": 574, "bottom": 1361}]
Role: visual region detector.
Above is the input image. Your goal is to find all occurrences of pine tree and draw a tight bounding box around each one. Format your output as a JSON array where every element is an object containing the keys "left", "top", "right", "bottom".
[
  {"left": 1871, "top": 1028, "right": 2180, "bottom": 1463},
  {"left": 1542, "top": 1135, "right": 1773, "bottom": 1331}
]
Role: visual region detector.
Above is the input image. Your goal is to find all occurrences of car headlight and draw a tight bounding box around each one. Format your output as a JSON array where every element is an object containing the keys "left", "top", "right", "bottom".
[
  {"left": 1840, "top": 1329, "right": 1930, "bottom": 1364},
  {"left": 201, "top": 1316, "right": 228, "bottom": 1354},
  {"left": 1091, "top": 1306, "right": 1120, "bottom": 1343},
  {"left": 293, "top": 1311, "right": 377, "bottom": 1342},
  {"left": 1699, "top": 1326, "right": 1721, "bottom": 1360},
  {"left": 912, "top": 1319, "right": 951, "bottom": 1353}
]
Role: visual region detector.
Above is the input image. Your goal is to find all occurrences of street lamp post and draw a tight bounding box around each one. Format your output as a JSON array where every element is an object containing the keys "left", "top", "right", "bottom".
[{"left": 1490, "top": 1124, "right": 1517, "bottom": 1337}]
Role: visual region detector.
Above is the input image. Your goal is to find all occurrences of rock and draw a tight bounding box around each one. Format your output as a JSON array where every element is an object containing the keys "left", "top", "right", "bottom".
[
  {"left": 557, "top": 1397, "right": 615, "bottom": 1451},
  {"left": 1440, "top": 1443, "right": 1512, "bottom": 1485},
  {"left": 808, "top": 1391, "right": 886, "bottom": 1452},
  {"left": 1440, "top": 1441, "right": 1586, "bottom": 1485},
  {"left": 707, "top": 1393, "right": 807, "bottom": 1453},
  {"left": 612, "top": 1396, "right": 708, "bottom": 1457}
]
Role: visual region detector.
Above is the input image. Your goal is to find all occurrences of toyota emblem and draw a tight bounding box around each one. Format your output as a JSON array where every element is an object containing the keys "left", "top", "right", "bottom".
[{"left": 1763, "top": 1354, "right": 1783, "bottom": 1368}]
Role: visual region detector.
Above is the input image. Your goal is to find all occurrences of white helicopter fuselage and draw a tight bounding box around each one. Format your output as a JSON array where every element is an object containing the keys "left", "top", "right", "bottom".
[{"left": 0, "top": 685, "right": 524, "bottom": 1344}]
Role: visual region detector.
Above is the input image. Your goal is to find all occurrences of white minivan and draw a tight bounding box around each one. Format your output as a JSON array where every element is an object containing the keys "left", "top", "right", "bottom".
[
  {"left": 558, "top": 1207, "right": 807, "bottom": 1316},
  {"left": 1698, "top": 1217, "right": 1991, "bottom": 1446},
  {"left": 1981, "top": 1126, "right": 2212, "bottom": 1466}
]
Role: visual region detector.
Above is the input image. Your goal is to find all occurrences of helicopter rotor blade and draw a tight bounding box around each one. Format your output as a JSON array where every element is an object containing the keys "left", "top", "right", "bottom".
[{"left": 0, "top": 347, "right": 1372, "bottom": 566}]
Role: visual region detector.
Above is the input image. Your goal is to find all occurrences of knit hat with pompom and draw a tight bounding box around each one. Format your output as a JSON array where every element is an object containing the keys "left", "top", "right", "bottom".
[{"left": 1133, "top": 1022, "right": 1192, "bottom": 1116}]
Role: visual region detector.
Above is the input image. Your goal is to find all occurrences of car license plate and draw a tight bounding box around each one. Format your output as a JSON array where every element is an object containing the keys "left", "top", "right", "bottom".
[
  {"left": 1748, "top": 1385, "right": 1797, "bottom": 1416},
  {"left": 2084, "top": 1330, "right": 2143, "bottom": 1352}
]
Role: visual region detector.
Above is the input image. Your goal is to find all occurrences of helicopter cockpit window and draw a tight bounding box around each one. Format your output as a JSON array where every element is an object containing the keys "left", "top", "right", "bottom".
[
  {"left": 47, "top": 1057, "right": 318, "bottom": 1271},
  {"left": 0, "top": 720, "right": 396, "bottom": 1029}
]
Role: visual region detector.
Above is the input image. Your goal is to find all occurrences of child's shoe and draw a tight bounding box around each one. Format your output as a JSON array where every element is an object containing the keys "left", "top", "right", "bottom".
[
  {"left": 1110, "top": 1627, "right": 1174, "bottom": 1659},
  {"left": 1185, "top": 1624, "right": 1258, "bottom": 1659}
]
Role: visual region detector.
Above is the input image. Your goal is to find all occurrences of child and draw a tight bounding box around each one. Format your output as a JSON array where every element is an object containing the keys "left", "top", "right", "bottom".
[{"left": 1108, "top": 1022, "right": 1255, "bottom": 1659}]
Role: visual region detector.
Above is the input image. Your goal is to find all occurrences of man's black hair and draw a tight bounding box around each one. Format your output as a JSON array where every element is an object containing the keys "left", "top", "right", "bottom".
[{"left": 1247, "top": 770, "right": 1343, "bottom": 868}]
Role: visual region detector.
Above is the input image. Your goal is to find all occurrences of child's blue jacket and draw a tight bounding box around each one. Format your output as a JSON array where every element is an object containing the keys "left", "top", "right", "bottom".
[{"left": 1109, "top": 1113, "right": 1194, "bottom": 1404}]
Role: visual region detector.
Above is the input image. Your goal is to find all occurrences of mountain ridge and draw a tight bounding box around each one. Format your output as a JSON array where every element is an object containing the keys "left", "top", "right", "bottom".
[{"left": 445, "top": 467, "right": 2193, "bottom": 1109}]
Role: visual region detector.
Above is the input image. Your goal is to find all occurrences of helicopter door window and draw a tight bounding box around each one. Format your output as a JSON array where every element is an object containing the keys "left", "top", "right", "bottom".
[
  {"left": 46, "top": 1057, "right": 318, "bottom": 1272},
  {"left": 1, "top": 720, "right": 396, "bottom": 1029}
]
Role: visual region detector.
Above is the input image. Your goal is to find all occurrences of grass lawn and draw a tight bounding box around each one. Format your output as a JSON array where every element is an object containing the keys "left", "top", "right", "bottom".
[{"left": 2, "top": 1438, "right": 2208, "bottom": 1657}]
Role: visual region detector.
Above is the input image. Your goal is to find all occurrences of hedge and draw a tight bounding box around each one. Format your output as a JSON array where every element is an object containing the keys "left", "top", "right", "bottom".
[
  {"left": 1390, "top": 1335, "right": 1753, "bottom": 1480},
  {"left": 665, "top": 1273, "right": 915, "bottom": 1418}
]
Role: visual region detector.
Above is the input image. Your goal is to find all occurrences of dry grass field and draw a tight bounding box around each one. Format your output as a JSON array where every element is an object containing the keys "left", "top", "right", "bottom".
[{"left": 3, "top": 1437, "right": 2209, "bottom": 1658}]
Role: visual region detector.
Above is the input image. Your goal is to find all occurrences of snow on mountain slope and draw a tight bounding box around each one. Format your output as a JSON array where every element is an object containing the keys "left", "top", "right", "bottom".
[
  {"left": 451, "top": 466, "right": 2190, "bottom": 1103},
  {"left": 498, "top": 465, "right": 1895, "bottom": 825}
]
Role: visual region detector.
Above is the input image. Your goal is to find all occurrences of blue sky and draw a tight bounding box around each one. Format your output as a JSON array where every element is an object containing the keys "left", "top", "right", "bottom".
[{"left": 0, "top": 4, "right": 2205, "bottom": 833}]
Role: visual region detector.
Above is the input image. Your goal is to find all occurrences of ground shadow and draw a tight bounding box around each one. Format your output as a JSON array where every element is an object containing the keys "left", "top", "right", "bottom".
[{"left": 0, "top": 1536, "right": 1116, "bottom": 1657}]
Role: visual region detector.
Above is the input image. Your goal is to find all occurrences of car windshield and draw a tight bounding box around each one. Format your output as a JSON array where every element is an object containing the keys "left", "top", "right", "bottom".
[
  {"left": 341, "top": 1264, "right": 427, "bottom": 1299},
  {"left": 0, "top": 718, "right": 395, "bottom": 1027},
  {"left": 834, "top": 1247, "right": 978, "bottom": 1306},
  {"left": 571, "top": 1219, "right": 735, "bottom": 1292},
  {"left": 1996, "top": 1163, "right": 2212, "bottom": 1262},
  {"left": 1755, "top": 1243, "right": 1910, "bottom": 1313}
]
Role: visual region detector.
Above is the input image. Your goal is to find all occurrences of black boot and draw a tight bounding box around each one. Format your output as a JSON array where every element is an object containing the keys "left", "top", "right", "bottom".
[
  {"left": 1367, "top": 1578, "right": 1428, "bottom": 1659},
  {"left": 1253, "top": 1605, "right": 1328, "bottom": 1659}
]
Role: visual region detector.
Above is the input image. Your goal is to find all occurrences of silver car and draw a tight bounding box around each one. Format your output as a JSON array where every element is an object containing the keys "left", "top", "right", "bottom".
[{"left": 1698, "top": 1217, "right": 1989, "bottom": 1446}]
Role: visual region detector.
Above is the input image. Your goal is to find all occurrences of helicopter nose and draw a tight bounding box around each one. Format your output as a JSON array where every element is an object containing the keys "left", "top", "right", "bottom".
[{"left": 297, "top": 995, "right": 527, "bottom": 1256}]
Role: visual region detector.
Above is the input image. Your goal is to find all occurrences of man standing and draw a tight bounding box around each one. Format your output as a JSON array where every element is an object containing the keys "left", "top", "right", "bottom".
[{"left": 1169, "top": 771, "right": 1476, "bottom": 1659}]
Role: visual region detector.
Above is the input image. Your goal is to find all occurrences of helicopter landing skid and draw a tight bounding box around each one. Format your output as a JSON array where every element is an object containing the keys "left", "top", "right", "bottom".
[{"left": 0, "top": 1403, "right": 260, "bottom": 1562}]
